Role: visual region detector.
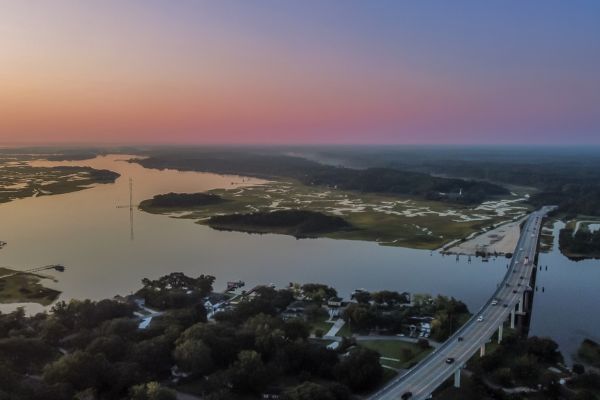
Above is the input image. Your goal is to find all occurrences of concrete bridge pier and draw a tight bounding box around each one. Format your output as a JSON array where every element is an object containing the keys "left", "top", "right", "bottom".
[
  {"left": 480, "top": 344, "right": 486, "bottom": 357},
  {"left": 518, "top": 297, "right": 524, "bottom": 313},
  {"left": 454, "top": 368, "right": 461, "bottom": 388},
  {"left": 510, "top": 309, "right": 515, "bottom": 329},
  {"left": 498, "top": 324, "right": 503, "bottom": 343}
]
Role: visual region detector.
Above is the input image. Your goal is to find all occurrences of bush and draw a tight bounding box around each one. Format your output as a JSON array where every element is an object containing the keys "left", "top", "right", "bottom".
[{"left": 334, "top": 348, "right": 382, "bottom": 391}]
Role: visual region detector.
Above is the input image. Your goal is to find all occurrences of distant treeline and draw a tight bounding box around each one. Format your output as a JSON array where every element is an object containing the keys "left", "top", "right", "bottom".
[
  {"left": 135, "top": 152, "right": 509, "bottom": 204},
  {"left": 530, "top": 185, "right": 600, "bottom": 217},
  {"left": 399, "top": 160, "right": 600, "bottom": 216},
  {"left": 304, "top": 166, "right": 508, "bottom": 204},
  {"left": 417, "top": 160, "right": 600, "bottom": 189},
  {"left": 559, "top": 228, "right": 600, "bottom": 258},
  {"left": 207, "top": 210, "right": 353, "bottom": 238},
  {"left": 143, "top": 192, "right": 226, "bottom": 208},
  {"left": 79, "top": 167, "right": 121, "bottom": 183}
]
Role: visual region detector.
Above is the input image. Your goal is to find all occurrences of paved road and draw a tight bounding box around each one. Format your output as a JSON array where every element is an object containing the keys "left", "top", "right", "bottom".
[{"left": 370, "top": 206, "right": 554, "bottom": 400}]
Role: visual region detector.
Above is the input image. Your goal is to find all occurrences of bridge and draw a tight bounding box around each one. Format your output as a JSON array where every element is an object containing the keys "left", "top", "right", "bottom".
[{"left": 370, "top": 206, "right": 554, "bottom": 400}]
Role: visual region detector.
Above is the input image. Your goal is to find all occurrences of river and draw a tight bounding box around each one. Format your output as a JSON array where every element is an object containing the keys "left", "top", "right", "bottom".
[
  {"left": 530, "top": 221, "right": 600, "bottom": 363},
  {"left": 0, "top": 155, "right": 597, "bottom": 362}
]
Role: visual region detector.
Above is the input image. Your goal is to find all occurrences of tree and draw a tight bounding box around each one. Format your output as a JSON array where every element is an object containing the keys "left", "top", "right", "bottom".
[
  {"left": 334, "top": 347, "right": 382, "bottom": 391},
  {"left": 301, "top": 284, "right": 337, "bottom": 304},
  {"left": 352, "top": 291, "right": 371, "bottom": 304},
  {"left": 130, "top": 382, "right": 176, "bottom": 400},
  {"left": 228, "top": 350, "right": 270, "bottom": 394},
  {"left": 244, "top": 313, "right": 285, "bottom": 355},
  {"left": 527, "top": 336, "right": 563, "bottom": 364},
  {"left": 39, "top": 318, "right": 68, "bottom": 345},
  {"left": 130, "top": 335, "right": 174, "bottom": 378},
  {"left": 86, "top": 335, "right": 128, "bottom": 362},
  {"left": 173, "top": 338, "right": 214, "bottom": 376},
  {"left": 0, "top": 337, "right": 55, "bottom": 373},
  {"left": 283, "top": 318, "right": 310, "bottom": 341},
  {"left": 493, "top": 367, "right": 512, "bottom": 387},
  {"left": 342, "top": 303, "right": 376, "bottom": 332},
  {"left": 371, "top": 290, "right": 409, "bottom": 306},
  {"left": 284, "top": 382, "right": 335, "bottom": 400},
  {"left": 176, "top": 323, "right": 245, "bottom": 368},
  {"left": 43, "top": 351, "right": 111, "bottom": 392}
]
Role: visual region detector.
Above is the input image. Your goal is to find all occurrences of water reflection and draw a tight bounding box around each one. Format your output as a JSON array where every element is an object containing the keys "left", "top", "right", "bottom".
[
  {"left": 0, "top": 155, "right": 505, "bottom": 317},
  {"left": 530, "top": 221, "right": 600, "bottom": 364}
]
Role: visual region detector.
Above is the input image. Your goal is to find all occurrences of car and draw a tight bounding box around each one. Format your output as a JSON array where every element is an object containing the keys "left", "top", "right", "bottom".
[
  {"left": 446, "top": 357, "right": 455, "bottom": 364},
  {"left": 491, "top": 300, "right": 498, "bottom": 305},
  {"left": 401, "top": 392, "right": 413, "bottom": 400},
  {"left": 513, "top": 290, "right": 518, "bottom": 293},
  {"left": 477, "top": 316, "right": 484, "bottom": 322},
  {"left": 503, "top": 303, "right": 509, "bottom": 307},
  {"left": 458, "top": 337, "right": 464, "bottom": 342}
]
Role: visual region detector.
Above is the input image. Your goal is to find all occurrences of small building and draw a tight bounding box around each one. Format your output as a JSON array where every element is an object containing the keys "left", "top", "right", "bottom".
[
  {"left": 281, "top": 300, "right": 309, "bottom": 320},
  {"left": 327, "top": 296, "right": 343, "bottom": 307}
]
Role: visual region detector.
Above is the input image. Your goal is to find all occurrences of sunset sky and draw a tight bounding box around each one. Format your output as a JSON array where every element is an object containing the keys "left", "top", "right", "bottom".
[{"left": 1, "top": 1, "right": 599, "bottom": 145}]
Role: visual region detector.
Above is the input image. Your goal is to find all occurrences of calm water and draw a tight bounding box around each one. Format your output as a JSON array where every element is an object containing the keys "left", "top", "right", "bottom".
[
  {"left": 0, "top": 155, "right": 597, "bottom": 362},
  {"left": 0, "top": 155, "right": 503, "bottom": 311},
  {"left": 530, "top": 221, "right": 600, "bottom": 363}
]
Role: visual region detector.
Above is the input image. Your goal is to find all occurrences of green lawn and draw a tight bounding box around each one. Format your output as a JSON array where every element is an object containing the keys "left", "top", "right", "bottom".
[
  {"left": 309, "top": 316, "right": 334, "bottom": 336},
  {"left": 359, "top": 340, "right": 432, "bottom": 369},
  {"left": 336, "top": 321, "right": 353, "bottom": 337}
]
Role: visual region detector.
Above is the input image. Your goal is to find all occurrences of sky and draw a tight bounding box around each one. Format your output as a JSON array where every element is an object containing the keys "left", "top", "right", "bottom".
[{"left": 1, "top": 0, "right": 599, "bottom": 145}]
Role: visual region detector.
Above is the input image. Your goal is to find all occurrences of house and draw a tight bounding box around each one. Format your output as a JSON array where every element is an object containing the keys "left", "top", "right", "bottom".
[
  {"left": 281, "top": 300, "right": 309, "bottom": 320},
  {"left": 327, "top": 296, "right": 343, "bottom": 307}
]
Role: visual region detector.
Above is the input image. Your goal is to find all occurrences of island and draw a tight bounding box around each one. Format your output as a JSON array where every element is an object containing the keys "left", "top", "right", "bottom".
[
  {"left": 559, "top": 225, "right": 600, "bottom": 260},
  {"left": 133, "top": 151, "right": 531, "bottom": 250},
  {"left": 0, "top": 153, "right": 120, "bottom": 204},
  {"left": 206, "top": 209, "right": 354, "bottom": 238},
  {"left": 0, "top": 267, "right": 61, "bottom": 306},
  {"left": 138, "top": 183, "right": 529, "bottom": 250},
  {"left": 139, "top": 192, "right": 227, "bottom": 212}
]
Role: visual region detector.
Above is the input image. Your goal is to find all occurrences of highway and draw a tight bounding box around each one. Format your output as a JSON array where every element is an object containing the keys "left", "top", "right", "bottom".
[{"left": 369, "top": 206, "right": 554, "bottom": 400}]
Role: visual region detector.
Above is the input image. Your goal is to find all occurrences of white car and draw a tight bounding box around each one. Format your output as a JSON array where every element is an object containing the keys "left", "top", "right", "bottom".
[
  {"left": 491, "top": 300, "right": 498, "bottom": 306},
  {"left": 477, "top": 316, "right": 484, "bottom": 322}
]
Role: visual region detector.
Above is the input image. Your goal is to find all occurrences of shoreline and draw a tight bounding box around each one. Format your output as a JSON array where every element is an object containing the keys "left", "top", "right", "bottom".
[{"left": 441, "top": 216, "right": 526, "bottom": 256}]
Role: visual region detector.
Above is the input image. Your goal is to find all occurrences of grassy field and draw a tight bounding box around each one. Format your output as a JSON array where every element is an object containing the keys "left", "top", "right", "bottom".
[
  {"left": 309, "top": 315, "right": 334, "bottom": 336},
  {"left": 140, "top": 179, "right": 529, "bottom": 250},
  {"left": 359, "top": 339, "right": 432, "bottom": 369},
  {"left": 0, "top": 267, "right": 61, "bottom": 305}
]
